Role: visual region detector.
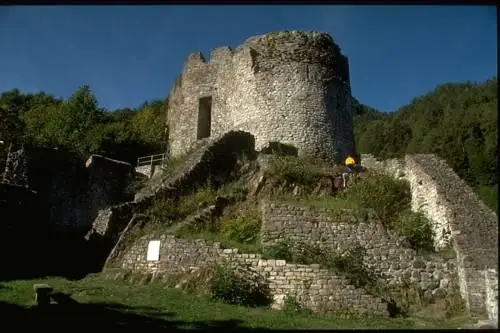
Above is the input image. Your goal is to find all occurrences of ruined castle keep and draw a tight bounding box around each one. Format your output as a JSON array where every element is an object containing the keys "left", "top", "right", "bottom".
[{"left": 166, "top": 31, "right": 355, "bottom": 163}]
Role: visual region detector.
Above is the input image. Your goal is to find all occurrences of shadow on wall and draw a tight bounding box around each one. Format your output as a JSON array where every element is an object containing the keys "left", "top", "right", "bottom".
[
  {"left": 260, "top": 142, "right": 298, "bottom": 157},
  {"left": 0, "top": 295, "right": 277, "bottom": 332},
  {"left": 170, "top": 131, "right": 257, "bottom": 194},
  {"left": 0, "top": 144, "right": 134, "bottom": 282}
]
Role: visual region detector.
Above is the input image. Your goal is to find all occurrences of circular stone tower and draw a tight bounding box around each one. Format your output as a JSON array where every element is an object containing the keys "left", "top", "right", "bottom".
[
  {"left": 166, "top": 30, "right": 355, "bottom": 163},
  {"left": 227, "top": 30, "right": 355, "bottom": 163}
]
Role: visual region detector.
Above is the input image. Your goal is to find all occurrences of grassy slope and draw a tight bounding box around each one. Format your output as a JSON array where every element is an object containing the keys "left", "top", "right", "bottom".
[{"left": 0, "top": 276, "right": 472, "bottom": 330}]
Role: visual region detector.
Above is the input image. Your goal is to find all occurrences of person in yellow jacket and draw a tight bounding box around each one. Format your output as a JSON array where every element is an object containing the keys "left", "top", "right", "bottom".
[
  {"left": 342, "top": 154, "right": 357, "bottom": 188},
  {"left": 345, "top": 155, "right": 356, "bottom": 169}
]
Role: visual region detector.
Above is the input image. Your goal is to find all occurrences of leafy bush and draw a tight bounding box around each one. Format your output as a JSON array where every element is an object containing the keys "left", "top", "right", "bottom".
[
  {"left": 219, "top": 210, "right": 261, "bottom": 244},
  {"left": 261, "top": 239, "right": 294, "bottom": 261},
  {"left": 392, "top": 210, "right": 435, "bottom": 253},
  {"left": 341, "top": 171, "right": 411, "bottom": 224},
  {"left": 282, "top": 295, "right": 312, "bottom": 315},
  {"left": 329, "top": 247, "right": 377, "bottom": 288},
  {"left": 209, "top": 264, "right": 272, "bottom": 307}
]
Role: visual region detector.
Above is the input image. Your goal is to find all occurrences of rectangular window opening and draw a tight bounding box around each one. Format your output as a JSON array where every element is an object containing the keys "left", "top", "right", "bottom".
[{"left": 197, "top": 96, "right": 212, "bottom": 140}]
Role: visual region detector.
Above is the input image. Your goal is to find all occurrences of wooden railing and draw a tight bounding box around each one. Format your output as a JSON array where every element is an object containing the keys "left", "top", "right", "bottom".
[{"left": 136, "top": 153, "right": 168, "bottom": 168}]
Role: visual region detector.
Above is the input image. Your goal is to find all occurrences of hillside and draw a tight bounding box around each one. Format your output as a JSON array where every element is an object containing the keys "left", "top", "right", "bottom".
[
  {"left": 352, "top": 77, "right": 498, "bottom": 212},
  {"left": 0, "top": 82, "right": 497, "bottom": 328},
  {"left": 0, "top": 77, "right": 497, "bottom": 211}
]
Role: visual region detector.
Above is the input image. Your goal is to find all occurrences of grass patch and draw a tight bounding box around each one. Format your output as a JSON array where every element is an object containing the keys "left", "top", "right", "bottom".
[
  {"left": 276, "top": 195, "right": 375, "bottom": 221},
  {"left": 118, "top": 184, "right": 220, "bottom": 250},
  {"left": 264, "top": 155, "right": 330, "bottom": 193},
  {"left": 0, "top": 276, "right": 472, "bottom": 329},
  {"left": 161, "top": 263, "right": 272, "bottom": 307}
]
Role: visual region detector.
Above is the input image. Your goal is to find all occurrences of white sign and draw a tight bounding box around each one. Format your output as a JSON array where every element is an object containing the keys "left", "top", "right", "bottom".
[{"left": 146, "top": 240, "right": 161, "bottom": 261}]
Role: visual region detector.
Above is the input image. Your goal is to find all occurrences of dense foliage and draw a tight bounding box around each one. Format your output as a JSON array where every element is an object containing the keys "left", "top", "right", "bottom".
[
  {"left": 353, "top": 77, "right": 498, "bottom": 212},
  {"left": 0, "top": 77, "right": 496, "bottom": 210},
  {"left": 0, "top": 85, "right": 166, "bottom": 167}
]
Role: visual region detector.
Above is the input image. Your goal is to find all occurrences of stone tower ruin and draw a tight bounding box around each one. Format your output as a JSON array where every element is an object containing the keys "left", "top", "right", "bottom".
[{"left": 166, "top": 31, "right": 355, "bottom": 163}]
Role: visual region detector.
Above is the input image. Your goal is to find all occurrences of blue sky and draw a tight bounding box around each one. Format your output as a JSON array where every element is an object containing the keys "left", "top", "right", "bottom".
[{"left": 0, "top": 5, "right": 497, "bottom": 113}]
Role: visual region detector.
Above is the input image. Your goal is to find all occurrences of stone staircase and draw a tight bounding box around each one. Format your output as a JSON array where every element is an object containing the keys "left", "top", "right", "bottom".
[
  {"left": 105, "top": 195, "right": 234, "bottom": 267},
  {"left": 85, "top": 131, "right": 256, "bottom": 267},
  {"left": 134, "top": 138, "right": 212, "bottom": 202},
  {"left": 166, "top": 195, "right": 232, "bottom": 235}
]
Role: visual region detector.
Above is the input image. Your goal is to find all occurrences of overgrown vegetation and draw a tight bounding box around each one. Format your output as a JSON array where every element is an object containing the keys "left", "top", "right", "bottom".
[
  {"left": 0, "top": 276, "right": 473, "bottom": 329},
  {"left": 338, "top": 171, "right": 434, "bottom": 253},
  {"left": 209, "top": 264, "right": 272, "bottom": 307},
  {"left": 1, "top": 77, "right": 496, "bottom": 210},
  {"left": 353, "top": 78, "right": 498, "bottom": 212},
  {"left": 159, "top": 263, "right": 272, "bottom": 308},
  {"left": 0, "top": 86, "right": 166, "bottom": 168},
  {"left": 282, "top": 295, "right": 312, "bottom": 315},
  {"left": 264, "top": 155, "right": 331, "bottom": 194},
  {"left": 340, "top": 171, "right": 411, "bottom": 223},
  {"left": 261, "top": 238, "right": 461, "bottom": 318},
  {"left": 218, "top": 209, "right": 261, "bottom": 244},
  {"left": 392, "top": 210, "right": 435, "bottom": 254},
  {"left": 262, "top": 239, "right": 377, "bottom": 289}
]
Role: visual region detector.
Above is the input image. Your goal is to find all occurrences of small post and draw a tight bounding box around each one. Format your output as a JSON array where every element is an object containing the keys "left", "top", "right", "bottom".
[{"left": 33, "top": 284, "right": 53, "bottom": 307}]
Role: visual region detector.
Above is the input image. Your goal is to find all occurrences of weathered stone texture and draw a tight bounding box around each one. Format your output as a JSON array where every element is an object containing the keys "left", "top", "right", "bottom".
[
  {"left": 167, "top": 31, "right": 355, "bottom": 163},
  {"left": 85, "top": 154, "right": 134, "bottom": 224},
  {"left": 118, "top": 235, "right": 389, "bottom": 316},
  {"left": 89, "top": 131, "right": 255, "bottom": 249},
  {"left": 260, "top": 202, "right": 457, "bottom": 298},
  {"left": 135, "top": 165, "right": 153, "bottom": 178},
  {"left": 2, "top": 144, "right": 133, "bottom": 233},
  {"left": 485, "top": 269, "right": 498, "bottom": 323},
  {"left": 361, "top": 153, "right": 498, "bottom": 320},
  {"left": 135, "top": 163, "right": 165, "bottom": 179}
]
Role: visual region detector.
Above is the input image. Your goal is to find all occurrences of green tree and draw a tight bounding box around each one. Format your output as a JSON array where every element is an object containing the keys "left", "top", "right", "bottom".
[{"left": 355, "top": 77, "right": 498, "bottom": 211}]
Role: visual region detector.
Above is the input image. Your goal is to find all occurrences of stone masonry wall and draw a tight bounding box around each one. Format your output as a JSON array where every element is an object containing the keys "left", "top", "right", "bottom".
[
  {"left": 2, "top": 144, "right": 133, "bottom": 233},
  {"left": 87, "top": 131, "right": 256, "bottom": 262},
  {"left": 117, "top": 235, "right": 389, "bottom": 316},
  {"left": 260, "top": 202, "right": 457, "bottom": 299},
  {"left": 135, "top": 165, "right": 152, "bottom": 178},
  {"left": 167, "top": 31, "right": 355, "bottom": 163},
  {"left": 361, "top": 153, "right": 498, "bottom": 321}
]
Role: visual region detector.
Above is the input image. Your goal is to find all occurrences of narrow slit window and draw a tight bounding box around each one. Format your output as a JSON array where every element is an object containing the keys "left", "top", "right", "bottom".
[{"left": 197, "top": 96, "right": 212, "bottom": 140}]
